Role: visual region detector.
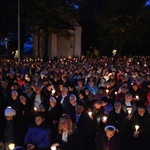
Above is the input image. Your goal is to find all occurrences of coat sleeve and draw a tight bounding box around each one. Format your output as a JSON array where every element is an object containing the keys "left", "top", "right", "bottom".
[{"left": 24, "top": 127, "right": 32, "bottom": 144}]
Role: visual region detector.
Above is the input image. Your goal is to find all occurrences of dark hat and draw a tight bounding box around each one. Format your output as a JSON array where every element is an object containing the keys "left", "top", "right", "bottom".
[
  {"left": 101, "top": 96, "right": 109, "bottom": 103},
  {"left": 20, "top": 93, "right": 28, "bottom": 99},
  {"left": 114, "top": 100, "right": 122, "bottom": 105},
  {"left": 77, "top": 101, "right": 85, "bottom": 108}
]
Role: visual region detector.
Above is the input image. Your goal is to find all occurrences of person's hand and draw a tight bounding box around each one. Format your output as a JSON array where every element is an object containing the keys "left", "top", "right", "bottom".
[
  {"left": 133, "top": 131, "right": 139, "bottom": 138},
  {"left": 27, "top": 143, "right": 35, "bottom": 150},
  {"left": 0, "top": 141, "right": 4, "bottom": 147},
  {"left": 51, "top": 143, "right": 59, "bottom": 148},
  {"left": 126, "top": 115, "right": 132, "bottom": 121}
]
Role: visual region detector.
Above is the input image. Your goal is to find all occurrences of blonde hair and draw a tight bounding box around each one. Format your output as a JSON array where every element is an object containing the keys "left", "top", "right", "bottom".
[{"left": 58, "top": 114, "right": 76, "bottom": 135}]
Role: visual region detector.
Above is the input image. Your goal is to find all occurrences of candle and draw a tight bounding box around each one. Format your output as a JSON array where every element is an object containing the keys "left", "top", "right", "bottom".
[
  {"left": 51, "top": 146, "right": 57, "bottom": 150},
  {"left": 52, "top": 89, "right": 56, "bottom": 94},
  {"left": 115, "top": 91, "right": 117, "bottom": 95},
  {"left": 128, "top": 110, "right": 132, "bottom": 115},
  {"left": 135, "top": 125, "right": 139, "bottom": 132},
  {"left": 102, "top": 116, "right": 107, "bottom": 123},
  {"left": 8, "top": 143, "right": 15, "bottom": 150},
  {"left": 34, "top": 107, "right": 37, "bottom": 111},
  {"left": 88, "top": 111, "right": 92, "bottom": 117},
  {"left": 106, "top": 89, "right": 109, "bottom": 94},
  {"left": 135, "top": 95, "right": 139, "bottom": 100}
]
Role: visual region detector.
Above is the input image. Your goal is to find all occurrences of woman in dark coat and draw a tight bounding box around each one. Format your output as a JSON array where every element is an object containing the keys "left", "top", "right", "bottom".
[
  {"left": 47, "top": 97, "right": 63, "bottom": 142},
  {"left": 96, "top": 125, "right": 120, "bottom": 150},
  {"left": 130, "top": 104, "right": 150, "bottom": 150},
  {"left": 51, "top": 114, "right": 81, "bottom": 150}
]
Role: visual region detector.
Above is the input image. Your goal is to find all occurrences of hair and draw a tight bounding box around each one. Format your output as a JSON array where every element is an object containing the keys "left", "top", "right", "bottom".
[
  {"left": 58, "top": 114, "right": 76, "bottom": 136},
  {"left": 35, "top": 112, "right": 45, "bottom": 119},
  {"left": 125, "top": 92, "right": 132, "bottom": 98}
]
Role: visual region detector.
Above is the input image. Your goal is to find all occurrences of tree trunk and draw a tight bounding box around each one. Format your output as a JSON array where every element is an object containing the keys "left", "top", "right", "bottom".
[
  {"left": 113, "top": 32, "right": 124, "bottom": 65},
  {"left": 43, "top": 30, "right": 49, "bottom": 62}
]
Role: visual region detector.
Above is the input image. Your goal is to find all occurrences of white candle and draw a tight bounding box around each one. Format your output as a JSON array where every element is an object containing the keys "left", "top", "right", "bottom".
[
  {"left": 8, "top": 143, "right": 15, "bottom": 150},
  {"left": 34, "top": 107, "right": 37, "bottom": 111},
  {"left": 115, "top": 91, "right": 117, "bottom": 95},
  {"left": 106, "top": 89, "right": 109, "bottom": 94},
  {"left": 102, "top": 116, "right": 107, "bottom": 123},
  {"left": 135, "top": 95, "right": 139, "bottom": 100},
  {"left": 52, "top": 89, "right": 56, "bottom": 94},
  {"left": 88, "top": 111, "right": 92, "bottom": 117},
  {"left": 128, "top": 110, "right": 132, "bottom": 115},
  {"left": 135, "top": 125, "right": 139, "bottom": 132},
  {"left": 51, "top": 146, "right": 57, "bottom": 150}
]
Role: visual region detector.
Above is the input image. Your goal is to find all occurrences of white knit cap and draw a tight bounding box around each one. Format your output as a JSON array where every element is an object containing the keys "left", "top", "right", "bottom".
[{"left": 5, "top": 106, "right": 16, "bottom": 116}]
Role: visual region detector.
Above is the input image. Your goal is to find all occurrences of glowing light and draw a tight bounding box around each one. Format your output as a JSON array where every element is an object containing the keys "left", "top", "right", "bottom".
[
  {"left": 8, "top": 143, "right": 15, "bottom": 150},
  {"left": 102, "top": 116, "right": 107, "bottom": 123},
  {"left": 52, "top": 89, "right": 56, "bottom": 94},
  {"left": 34, "top": 107, "right": 37, "bottom": 111},
  {"left": 88, "top": 111, "right": 92, "bottom": 117},
  {"left": 135, "top": 125, "right": 139, "bottom": 132},
  {"left": 51, "top": 146, "right": 57, "bottom": 150}
]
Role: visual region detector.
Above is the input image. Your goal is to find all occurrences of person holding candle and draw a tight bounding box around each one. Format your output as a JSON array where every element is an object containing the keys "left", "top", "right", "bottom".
[
  {"left": 122, "top": 92, "right": 137, "bottom": 119},
  {"left": 69, "top": 101, "right": 90, "bottom": 150},
  {"left": 129, "top": 82, "right": 144, "bottom": 107},
  {"left": 107, "top": 100, "right": 126, "bottom": 135},
  {"left": 130, "top": 104, "right": 150, "bottom": 150},
  {"left": 0, "top": 107, "right": 22, "bottom": 150},
  {"left": 96, "top": 125, "right": 120, "bottom": 150}
]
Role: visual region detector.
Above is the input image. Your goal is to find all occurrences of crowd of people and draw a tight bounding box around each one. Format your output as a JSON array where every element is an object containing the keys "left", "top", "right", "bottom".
[{"left": 0, "top": 55, "right": 150, "bottom": 150}]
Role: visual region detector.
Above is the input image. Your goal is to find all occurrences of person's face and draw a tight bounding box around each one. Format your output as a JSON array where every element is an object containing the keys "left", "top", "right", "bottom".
[
  {"left": 75, "top": 105, "right": 84, "bottom": 114},
  {"left": 89, "top": 81, "right": 94, "bottom": 87},
  {"left": 11, "top": 92, "right": 18, "bottom": 100},
  {"left": 125, "top": 95, "right": 132, "bottom": 102},
  {"left": 49, "top": 99, "right": 56, "bottom": 107},
  {"left": 5, "top": 116, "right": 14, "bottom": 121},
  {"left": 60, "top": 119, "right": 69, "bottom": 131},
  {"left": 79, "top": 93, "right": 84, "bottom": 99},
  {"left": 78, "top": 81, "right": 83, "bottom": 87},
  {"left": 25, "top": 86, "right": 32, "bottom": 93},
  {"left": 106, "top": 129, "right": 115, "bottom": 139},
  {"left": 47, "top": 85, "right": 52, "bottom": 91},
  {"left": 94, "top": 103, "right": 101, "bottom": 109},
  {"left": 69, "top": 96, "right": 76, "bottom": 106},
  {"left": 35, "top": 116, "right": 44, "bottom": 126},
  {"left": 114, "top": 102, "right": 121, "bottom": 112},
  {"left": 138, "top": 107, "right": 145, "bottom": 116},
  {"left": 62, "top": 88, "right": 68, "bottom": 95},
  {"left": 20, "top": 95, "right": 27, "bottom": 104},
  {"left": 132, "top": 85, "right": 138, "bottom": 91},
  {"left": 98, "top": 89, "right": 104, "bottom": 94}
]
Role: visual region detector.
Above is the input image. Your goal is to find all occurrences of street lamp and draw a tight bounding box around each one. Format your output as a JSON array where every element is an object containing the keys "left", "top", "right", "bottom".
[{"left": 18, "top": 0, "right": 20, "bottom": 64}]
